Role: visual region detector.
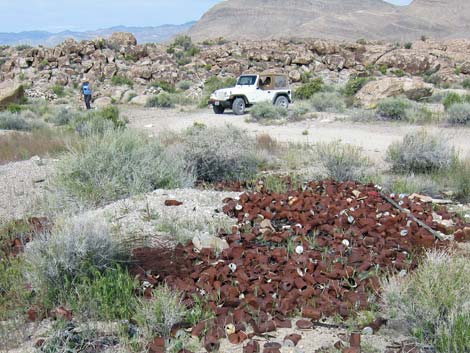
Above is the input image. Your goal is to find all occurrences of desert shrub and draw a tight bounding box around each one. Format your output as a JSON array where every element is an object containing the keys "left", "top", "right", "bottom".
[
  {"left": 381, "top": 251, "right": 470, "bottom": 352},
  {"left": 315, "top": 141, "right": 372, "bottom": 181},
  {"left": 0, "top": 256, "right": 30, "bottom": 320},
  {"left": 66, "top": 265, "right": 138, "bottom": 320},
  {"left": 250, "top": 101, "right": 288, "bottom": 122},
  {"left": 71, "top": 106, "right": 126, "bottom": 136},
  {"left": 392, "top": 69, "right": 406, "bottom": 77},
  {"left": 294, "top": 78, "right": 324, "bottom": 100},
  {"left": 446, "top": 103, "right": 470, "bottom": 125},
  {"left": 180, "top": 125, "right": 262, "bottom": 182},
  {"left": 310, "top": 92, "right": 346, "bottom": 113},
  {"left": 55, "top": 129, "right": 194, "bottom": 205},
  {"left": 176, "top": 80, "right": 192, "bottom": 91},
  {"left": 48, "top": 106, "right": 78, "bottom": 126},
  {"left": 386, "top": 130, "right": 456, "bottom": 173},
  {"left": 288, "top": 101, "right": 311, "bottom": 121},
  {"left": 146, "top": 92, "right": 175, "bottom": 108},
  {"left": 198, "top": 76, "right": 237, "bottom": 108},
  {"left": 442, "top": 92, "right": 470, "bottom": 110},
  {"left": 135, "top": 284, "right": 187, "bottom": 339},
  {"left": 377, "top": 97, "right": 412, "bottom": 120},
  {"left": 111, "top": 74, "right": 133, "bottom": 87},
  {"left": 423, "top": 73, "right": 442, "bottom": 86},
  {"left": 404, "top": 42, "right": 413, "bottom": 49},
  {"left": 0, "top": 111, "right": 44, "bottom": 131},
  {"left": 51, "top": 85, "right": 66, "bottom": 97},
  {"left": 0, "top": 128, "right": 75, "bottom": 164},
  {"left": 343, "top": 77, "right": 371, "bottom": 96},
  {"left": 462, "top": 78, "right": 470, "bottom": 89},
  {"left": 24, "top": 216, "right": 125, "bottom": 308},
  {"left": 449, "top": 157, "right": 470, "bottom": 202},
  {"left": 404, "top": 105, "right": 437, "bottom": 124},
  {"left": 150, "top": 80, "right": 176, "bottom": 93}
]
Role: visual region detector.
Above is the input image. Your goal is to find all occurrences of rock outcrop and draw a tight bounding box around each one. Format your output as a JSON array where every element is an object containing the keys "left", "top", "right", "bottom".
[
  {"left": 356, "top": 77, "right": 434, "bottom": 107},
  {"left": 1, "top": 32, "right": 470, "bottom": 105}
]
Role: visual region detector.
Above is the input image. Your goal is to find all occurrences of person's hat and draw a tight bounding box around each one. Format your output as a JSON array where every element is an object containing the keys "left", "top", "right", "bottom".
[{"left": 81, "top": 77, "right": 89, "bottom": 83}]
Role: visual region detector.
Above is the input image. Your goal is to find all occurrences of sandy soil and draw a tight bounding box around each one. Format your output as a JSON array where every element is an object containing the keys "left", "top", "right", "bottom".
[{"left": 122, "top": 105, "right": 470, "bottom": 163}]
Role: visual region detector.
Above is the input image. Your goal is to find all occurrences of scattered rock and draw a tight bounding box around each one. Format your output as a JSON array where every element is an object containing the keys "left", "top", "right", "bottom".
[
  {"left": 192, "top": 232, "right": 229, "bottom": 251},
  {"left": 109, "top": 32, "right": 137, "bottom": 47},
  {"left": 94, "top": 96, "right": 113, "bottom": 107}
]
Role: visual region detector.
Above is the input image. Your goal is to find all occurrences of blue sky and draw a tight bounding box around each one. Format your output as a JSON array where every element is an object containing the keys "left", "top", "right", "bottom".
[{"left": 0, "top": 0, "right": 413, "bottom": 33}]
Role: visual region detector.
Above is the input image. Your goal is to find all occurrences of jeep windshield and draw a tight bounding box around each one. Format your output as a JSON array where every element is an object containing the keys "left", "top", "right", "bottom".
[{"left": 237, "top": 75, "right": 257, "bottom": 86}]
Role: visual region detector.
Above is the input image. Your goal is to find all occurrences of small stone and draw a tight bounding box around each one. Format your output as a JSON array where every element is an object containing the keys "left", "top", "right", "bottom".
[{"left": 362, "top": 326, "right": 374, "bottom": 335}]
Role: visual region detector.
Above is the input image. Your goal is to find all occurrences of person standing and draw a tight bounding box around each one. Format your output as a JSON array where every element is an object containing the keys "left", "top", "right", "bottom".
[{"left": 81, "top": 78, "right": 92, "bottom": 110}]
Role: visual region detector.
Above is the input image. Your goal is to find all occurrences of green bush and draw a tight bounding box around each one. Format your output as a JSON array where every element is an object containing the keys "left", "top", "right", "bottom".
[
  {"left": 66, "top": 265, "right": 138, "bottom": 320},
  {"left": 146, "top": 92, "right": 175, "bottom": 108},
  {"left": 250, "top": 101, "right": 288, "bottom": 122},
  {"left": 198, "top": 76, "right": 237, "bottom": 108},
  {"left": 111, "top": 74, "right": 133, "bottom": 87},
  {"left": 180, "top": 125, "right": 262, "bottom": 182},
  {"left": 294, "top": 78, "right": 324, "bottom": 100},
  {"left": 443, "top": 92, "right": 463, "bottom": 110},
  {"left": 382, "top": 251, "right": 470, "bottom": 353},
  {"left": 0, "top": 111, "right": 44, "bottom": 131},
  {"left": 24, "top": 216, "right": 126, "bottom": 308},
  {"left": 55, "top": 129, "right": 194, "bottom": 205},
  {"left": 150, "top": 80, "right": 176, "bottom": 93},
  {"left": 51, "top": 85, "right": 66, "bottom": 97},
  {"left": 71, "top": 106, "right": 126, "bottom": 136},
  {"left": 446, "top": 103, "right": 470, "bottom": 124},
  {"left": 288, "top": 102, "right": 311, "bottom": 121},
  {"left": 377, "top": 97, "right": 412, "bottom": 120},
  {"left": 343, "top": 77, "right": 371, "bottom": 96},
  {"left": 176, "top": 80, "right": 192, "bottom": 91},
  {"left": 462, "top": 78, "right": 470, "bottom": 89},
  {"left": 310, "top": 92, "right": 346, "bottom": 113},
  {"left": 7, "top": 103, "right": 23, "bottom": 113},
  {"left": 315, "top": 141, "right": 372, "bottom": 181},
  {"left": 404, "top": 42, "right": 413, "bottom": 49},
  {"left": 386, "top": 130, "right": 456, "bottom": 173}
]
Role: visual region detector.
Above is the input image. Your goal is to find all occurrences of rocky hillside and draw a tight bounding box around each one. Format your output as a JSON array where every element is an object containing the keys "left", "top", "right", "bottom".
[
  {"left": 189, "top": 0, "right": 470, "bottom": 41},
  {"left": 2, "top": 32, "right": 470, "bottom": 104}
]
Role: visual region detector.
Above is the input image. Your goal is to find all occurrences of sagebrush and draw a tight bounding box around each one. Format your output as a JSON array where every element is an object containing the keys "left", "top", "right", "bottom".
[{"left": 386, "top": 130, "right": 456, "bottom": 173}]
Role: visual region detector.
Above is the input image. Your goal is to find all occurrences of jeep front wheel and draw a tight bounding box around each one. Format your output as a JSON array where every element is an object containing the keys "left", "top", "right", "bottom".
[
  {"left": 274, "top": 95, "right": 289, "bottom": 109},
  {"left": 232, "top": 98, "right": 246, "bottom": 115},
  {"left": 213, "top": 105, "right": 225, "bottom": 114}
]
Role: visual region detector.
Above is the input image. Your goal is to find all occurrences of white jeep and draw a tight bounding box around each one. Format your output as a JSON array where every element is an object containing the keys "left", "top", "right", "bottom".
[{"left": 209, "top": 73, "right": 292, "bottom": 115}]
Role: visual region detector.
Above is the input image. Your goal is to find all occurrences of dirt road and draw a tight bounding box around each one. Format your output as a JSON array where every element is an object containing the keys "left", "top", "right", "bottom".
[{"left": 123, "top": 106, "right": 470, "bottom": 162}]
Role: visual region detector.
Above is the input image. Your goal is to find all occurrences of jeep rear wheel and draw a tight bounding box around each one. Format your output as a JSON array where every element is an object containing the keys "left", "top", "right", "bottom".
[
  {"left": 274, "top": 95, "right": 289, "bottom": 109},
  {"left": 232, "top": 97, "right": 246, "bottom": 115},
  {"left": 213, "top": 105, "right": 225, "bottom": 114}
]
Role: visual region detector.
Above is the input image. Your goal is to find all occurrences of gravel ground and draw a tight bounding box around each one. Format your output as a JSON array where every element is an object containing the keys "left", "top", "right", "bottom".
[
  {"left": 0, "top": 157, "right": 55, "bottom": 223},
  {"left": 84, "top": 188, "right": 240, "bottom": 247},
  {"left": 122, "top": 105, "right": 470, "bottom": 163}
]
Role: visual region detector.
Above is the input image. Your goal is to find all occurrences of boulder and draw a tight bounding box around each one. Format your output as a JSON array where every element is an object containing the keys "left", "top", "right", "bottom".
[
  {"left": 288, "top": 70, "right": 302, "bottom": 82},
  {"left": 109, "top": 32, "right": 137, "bottom": 47},
  {"left": 0, "top": 80, "right": 25, "bottom": 110},
  {"left": 130, "top": 95, "right": 149, "bottom": 106},
  {"left": 94, "top": 97, "right": 113, "bottom": 108},
  {"left": 356, "top": 77, "right": 434, "bottom": 107},
  {"left": 375, "top": 49, "right": 440, "bottom": 75}
]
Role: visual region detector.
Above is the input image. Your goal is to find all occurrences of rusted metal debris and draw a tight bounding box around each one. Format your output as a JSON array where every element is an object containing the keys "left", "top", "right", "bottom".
[{"left": 131, "top": 180, "right": 468, "bottom": 352}]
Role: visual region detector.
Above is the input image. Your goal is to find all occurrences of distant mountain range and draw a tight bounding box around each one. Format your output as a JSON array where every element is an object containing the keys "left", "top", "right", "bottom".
[
  {"left": 0, "top": 22, "right": 196, "bottom": 46},
  {"left": 189, "top": 0, "right": 470, "bottom": 41}
]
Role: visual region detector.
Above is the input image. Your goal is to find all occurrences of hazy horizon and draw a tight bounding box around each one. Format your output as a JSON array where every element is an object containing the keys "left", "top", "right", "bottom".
[{"left": 0, "top": 0, "right": 413, "bottom": 33}]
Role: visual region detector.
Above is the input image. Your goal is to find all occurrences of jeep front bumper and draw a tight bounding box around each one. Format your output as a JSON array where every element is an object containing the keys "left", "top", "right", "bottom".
[{"left": 208, "top": 99, "right": 232, "bottom": 108}]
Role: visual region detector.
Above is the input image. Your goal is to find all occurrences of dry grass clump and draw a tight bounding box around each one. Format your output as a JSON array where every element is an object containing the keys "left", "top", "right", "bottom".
[
  {"left": 382, "top": 251, "right": 470, "bottom": 352},
  {"left": 315, "top": 141, "right": 372, "bottom": 181},
  {"left": 0, "top": 111, "right": 45, "bottom": 131},
  {"left": 310, "top": 92, "right": 346, "bottom": 113},
  {"left": 249, "top": 101, "right": 288, "bottom": 122}
]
